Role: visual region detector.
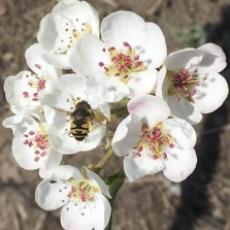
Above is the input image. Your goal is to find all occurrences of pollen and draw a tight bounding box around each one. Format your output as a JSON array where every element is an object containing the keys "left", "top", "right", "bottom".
[
  {"left": 67, "top": 178, "right": 100, "bottom": 202},
  {"left": 98, "top": 42, "right": 147, "bottom": 84},
  {"left": 168, "top": 68, "right": 200, "bottom": 101},
  {"left": 135, "top": 122, "right": 175, "bottom": 159},
  {"left": 23, "top": 124, "right": 49, "bottom": 162}
]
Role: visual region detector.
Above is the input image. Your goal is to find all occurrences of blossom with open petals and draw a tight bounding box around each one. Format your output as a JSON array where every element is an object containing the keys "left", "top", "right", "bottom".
[
  {"left": 156, "top": 43, "right": 229, "bottom": 124},
  {"left": 69, "top": 11, "right": 167, "bottom": 102},
  {"left": 35, "top": 165, "right": 111, "bottom": 230},
  {"left": 37, "top": 0, "right": 99, "bottom": 68},
  {"left": 2, "top": 115, "right": 62, "bottom": 178},
  {"left": 42, "top": 74, "right": 109, "bottom": 154},
  {"left": 4, "top": 43, "right": 60, "bottom": 116},
  {"left": 112, "top": 95, "right": 197, "bottom": 182}
]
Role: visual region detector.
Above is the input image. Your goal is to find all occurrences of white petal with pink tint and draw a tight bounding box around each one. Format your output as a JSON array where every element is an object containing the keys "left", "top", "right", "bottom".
[{"left": 128, "top": 95, "right": 170, "bottom": 127}]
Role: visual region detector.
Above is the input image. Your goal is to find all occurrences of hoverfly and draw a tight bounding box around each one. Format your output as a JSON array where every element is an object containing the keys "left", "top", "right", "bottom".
[{"left": 68, "top": 101, "right": 94, "bottom": 141}]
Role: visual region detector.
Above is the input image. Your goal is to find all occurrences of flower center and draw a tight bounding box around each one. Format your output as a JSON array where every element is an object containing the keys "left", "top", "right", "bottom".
[
  {"left": 23, "top": 124, "right": 49, "bottom": 162},
  {"left": 135, "top": 122, "right": 175, "bottom": 159},
  {"left": 68, "top": 178, "right": 100, "bottom": 202},
  {"left": 167, "top": 68, "right": 200, "bottom": 101},
  {"left": 98, "top": 42, "right": 147, "bottom": 84},
  {"left": 22, "top": 73, "right": 46, "bottom": 102},
  {"left": 55, "top": 20, "right": 92, "bottom": 55}
]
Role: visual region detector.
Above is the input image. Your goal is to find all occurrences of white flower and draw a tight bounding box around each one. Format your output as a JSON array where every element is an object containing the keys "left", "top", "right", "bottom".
[
  {"left": 42, "top": 74, "right": 109, "bottom": 154},
  {"left": 37, "top": 0, "right": 99, "bottom": 69},
  {"left": 2, "top": 115, "right": 62, "bottom": 178},
  {"left": 35, "top": 165, "right": 111, "bottom": 230},
  {"left": 112, "top": 95, "right": 197, "bottom": 183},
  {"left": 156, "top": 43, "right": 229, "bottom": 124},
  {"left": 4, "top": 43, "right": 61, "bottom": 116},
  {"left": 69, "top": 11, "right": 167, "bottom": 102}
]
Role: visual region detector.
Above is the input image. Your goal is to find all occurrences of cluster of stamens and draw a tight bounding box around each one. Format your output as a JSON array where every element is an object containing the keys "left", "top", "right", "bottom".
[
  {"left": 135, "top": 122, "right": 175, "bottom": 159},
  {"left": 22, "top": 73, "right": 46, "bottom": 102},
  {"left": 68, "top": 178, "right": 100, "bottom": 202},
  {"left": 168, "top": 68, "right": 200, "bottom": 101},
  {"left": 23, "top": 125, "right": 49, "bottom": 162},
  {"left": 98, "top": 42, "right": 146, "bottom": 83},
  {"left": 56, "top": 19, "right": 92, "bottom": 54}
]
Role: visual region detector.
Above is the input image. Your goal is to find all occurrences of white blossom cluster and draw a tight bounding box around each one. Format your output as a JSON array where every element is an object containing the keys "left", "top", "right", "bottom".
[{"left": 2, "top": 0, "right": 229, "bottom": 229}]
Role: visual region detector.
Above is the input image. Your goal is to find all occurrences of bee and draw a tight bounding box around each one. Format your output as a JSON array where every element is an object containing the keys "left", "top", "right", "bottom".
[{"left": 69, "top": 101, "right": 94, "bottom": 141}]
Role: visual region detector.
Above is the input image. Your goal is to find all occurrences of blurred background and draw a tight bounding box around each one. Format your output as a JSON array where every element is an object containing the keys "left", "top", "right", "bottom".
[{"left": 0, "top": 0, "right": 230, "bottom": 229}]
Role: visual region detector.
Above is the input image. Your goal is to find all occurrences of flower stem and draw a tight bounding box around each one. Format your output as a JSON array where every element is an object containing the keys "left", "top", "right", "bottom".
[
  {"left": 105, "top": 169, "right": 126, "bottom": 230},
  {"left": 87, "top": 146, "right": 113, "bottom": 174}
]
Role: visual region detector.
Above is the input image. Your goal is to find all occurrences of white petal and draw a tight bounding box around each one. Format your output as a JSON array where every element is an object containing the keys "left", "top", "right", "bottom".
[
  {"left": 48, "top": 111, "right": 105, "bottom": 154},
  {"left": 101, "top": 11, "right": 146, "bottom": 49},
  {"left": 37, "top": 14, "right": 57, "bottom": 52},
  {"left": 2, "top": 115, "right": 25, "bottom": 134},
  {"left": 165, "top": 48, "right": 203, "bottom": 71},
  {"left": 193, "top": 73, "right": 229, "bottom": 113},
  {"left": 101, "top": 77, "right": 129, "bottom": 103},
  {"left": 25, "top": 43, "right": 61, "bottom": 79},
  {"left": 112, "top": 115, "right": 142, "bottom": 157},
  {"left": 12, "top": 118, "right": 51, "bottom": 170},
  {"left": 155, "top": 65, "right": 167, "bottom": 98},
  {"left": 39, "top": 149, "right": 63, "bottom": 179},
  {"left": 128, "top": 95, "right": 170, "bottom": 127},
  {"left": 51, "top": 165, "right": 82, "bottom": 181},
  {"left": 198, "top": 43, "right": 227, "bottom": 73},
  {"left": 163, "top": 147, "right": 197, "bottom": 183},
  {"left": 164, "top": 95, "right": 203, "bottom": 124},
  {"left": 61, "top": 194, "right": 110, "bottom": 230},
  {"left": 69, "top": 34, "right": 109, "bottom": 76},
  {"left": 141, "top": 22, "right": 167, "bottom": 68},
  {"left": 35, "top": 179, "right": 71, "bottom": 211},
  {"left": 164, "top": 117, "right": 197, "bottom": 149},
  {"left": 87, "top": 170, "right": 111, "bottom": 199},
  {"left": 124, "top": 150, "right": 164, "bottom": 182},
  {"left": 128, "top": 68, "right": 158, "bottom": 97}
]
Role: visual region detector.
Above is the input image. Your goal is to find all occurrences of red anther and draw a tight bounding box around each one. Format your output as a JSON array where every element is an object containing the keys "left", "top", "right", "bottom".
[
  {"left": 163, "top": 152, "right": 167, "bottom": 159},
  {"left": 98, "top": 62, "right": 104, "bottom": 67},
  {"left": 38, "top": 79, "right": 46, "bottom": 90},
  {"left": 23, "top": 91, "right": 29, "bottom": 98},
  {"left": 169, "top": 143, "right": 175, "bottom": 148},
  {"left": 35, "top": 64, "right": 41, "bottom": 69},
  {"left": 33, "top": 92, "right": 39, "bottom": 97},
  {"left": 34, "top": 156, "right": 40, "bottom": 162},
  {"left": 123, "top": 42, "right": 131, "bottom": 48},
  {"left": 29, "top": 131, "right": 35, "bottom": 135},
  {"left": 23, "top": 140, "right": 29, "bottom": 145}
]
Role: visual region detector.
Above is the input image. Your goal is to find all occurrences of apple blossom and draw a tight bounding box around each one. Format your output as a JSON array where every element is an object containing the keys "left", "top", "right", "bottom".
[
  {"left": 69, "top": 11, "right": 167, "bottom": 102},
  {"left": 156, "top": 43, "right": 229, "bottom": 124},
  {"left": 112, "top": 95, "right": 197, "bottom": 182},
  {"left": 2, "top": 115, "right": 62, "bottom": 178},
  {"left": 4, "top": 43, "right": 61, "bottom": 116},
  {"left": 42, "top": 74, "right": 109, "bottom": 154},
  {"left": 37, "top": 0, "right": 99, "bottom": 68},
  {"left": 35, "top": 165, "right": 111, "bottom": 230}
]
